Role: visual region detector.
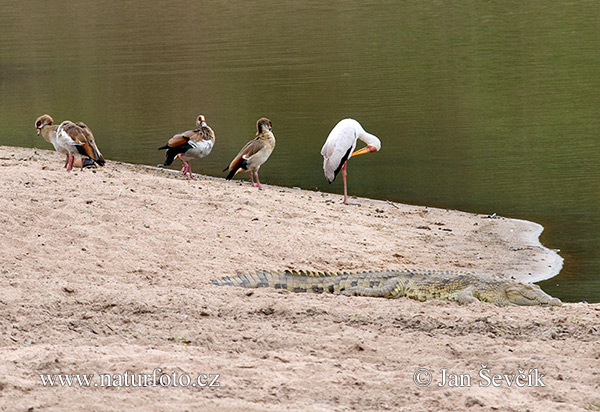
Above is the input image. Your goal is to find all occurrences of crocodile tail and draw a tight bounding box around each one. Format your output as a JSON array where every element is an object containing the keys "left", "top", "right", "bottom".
[{"left": 212, "top": 270, "right": 273, "bottom": 288}]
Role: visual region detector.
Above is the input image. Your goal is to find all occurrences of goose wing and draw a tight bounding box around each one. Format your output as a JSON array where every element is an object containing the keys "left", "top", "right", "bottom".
[{"left": 228, "top": 139, "right": 264, "bottom": 170}]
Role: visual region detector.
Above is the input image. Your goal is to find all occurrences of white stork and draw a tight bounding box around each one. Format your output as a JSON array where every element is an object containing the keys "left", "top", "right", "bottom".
[{"left": 321, "top": 118, "right": 381, "bottom": 204}]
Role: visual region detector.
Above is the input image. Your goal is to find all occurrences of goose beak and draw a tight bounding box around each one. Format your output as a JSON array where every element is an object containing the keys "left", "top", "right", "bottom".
[
  {"left": 351, "top": 145, "right": 378, "bottom": 157},
  {"left": 36, "top": 128, "right": 41, "bottom": 135}
]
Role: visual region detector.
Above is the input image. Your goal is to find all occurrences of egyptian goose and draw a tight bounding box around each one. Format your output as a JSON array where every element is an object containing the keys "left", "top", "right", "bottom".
[
  {"left": 158, "top": 114, "right": 215, "bottom": 180},
  {"left": 321, "top": 118, "right": 381, "bottom": 204},
  {"left": 35, "top": 114, "right": 105, "bottom": 171},
  {"left": 223, "top": 117, "right": 275, "bottom": 188}
]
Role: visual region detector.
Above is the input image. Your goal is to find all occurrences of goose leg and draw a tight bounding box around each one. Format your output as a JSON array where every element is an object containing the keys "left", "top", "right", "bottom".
[
  {"left": 66, "top": 155, "right": 75, "bottom": 172},
  {"left": 186, "top": 165, "right": 196, "bottom": 180},
  {"left": 254, "top": 171, "right": 263, "bottom": 189},
  {"left": 176, "top": 154, "right": 186, "bottom": 175}
]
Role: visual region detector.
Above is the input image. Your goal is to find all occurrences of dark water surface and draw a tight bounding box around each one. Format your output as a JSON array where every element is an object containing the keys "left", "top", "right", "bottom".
[{"left": 1, "top": 1, "right": 598, "bottom": 302}]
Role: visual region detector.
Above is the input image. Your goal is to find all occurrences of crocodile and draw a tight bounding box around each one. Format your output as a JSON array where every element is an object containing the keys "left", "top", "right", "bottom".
[{"left": 211, "top": 269, "right": 562, "bottom": 306}]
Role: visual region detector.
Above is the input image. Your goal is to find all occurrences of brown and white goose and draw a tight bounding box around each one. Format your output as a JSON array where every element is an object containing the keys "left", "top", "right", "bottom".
[
  {"left": 34, "top": 114, "right": 105, "bottom": 171},
  {"left": 223, "top": 117, "right": 275, "bottom": 188},
  {"left": 158, "top": 114, "right": 215, "bottom": 180}
]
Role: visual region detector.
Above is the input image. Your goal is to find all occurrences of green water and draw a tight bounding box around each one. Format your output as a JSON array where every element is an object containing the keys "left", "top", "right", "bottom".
[{"left": 1, "top": 1, "right": 598, "bottom": 302}]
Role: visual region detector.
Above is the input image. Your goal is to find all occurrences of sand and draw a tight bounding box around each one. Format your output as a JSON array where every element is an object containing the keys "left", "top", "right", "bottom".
[{"left": 0, "top": 145, "right": 598, "bottom": 412}]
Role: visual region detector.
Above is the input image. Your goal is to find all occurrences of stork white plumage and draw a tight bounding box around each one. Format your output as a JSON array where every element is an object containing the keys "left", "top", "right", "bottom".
[{"left": 320, "top": 118, "right": 381, "bottom": 204}]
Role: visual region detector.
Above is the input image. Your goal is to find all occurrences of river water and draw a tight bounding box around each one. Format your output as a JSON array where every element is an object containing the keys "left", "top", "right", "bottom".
[{"left": 1, "top": 1, "right": 598, "bottom": 302}]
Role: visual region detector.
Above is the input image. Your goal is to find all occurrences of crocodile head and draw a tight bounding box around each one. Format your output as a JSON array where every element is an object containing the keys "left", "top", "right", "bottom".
[{"left": 505, "top": 282, "right": 562, "bottom": 306}]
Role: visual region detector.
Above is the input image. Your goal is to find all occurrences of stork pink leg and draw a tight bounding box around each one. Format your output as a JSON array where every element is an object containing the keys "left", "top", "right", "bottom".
[
  {"left": 254, "top": 171, "right": 263, "bottom": 189},
  {"left": 64, "top": 154, "right": 69, "bottom": 168},
  {"left": 342, "top": 161, "right": 349, "bottom": 204}
]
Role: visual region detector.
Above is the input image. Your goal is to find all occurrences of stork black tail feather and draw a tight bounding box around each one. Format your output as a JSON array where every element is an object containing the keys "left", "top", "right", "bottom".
[{"left": 332, "top": 146, "right": 352, "bottom": 182}]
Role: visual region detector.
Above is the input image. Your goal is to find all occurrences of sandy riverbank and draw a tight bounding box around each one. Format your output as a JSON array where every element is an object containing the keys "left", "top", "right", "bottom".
[{"left": 0, "top": 146, "right": 598, "bottom": 411}]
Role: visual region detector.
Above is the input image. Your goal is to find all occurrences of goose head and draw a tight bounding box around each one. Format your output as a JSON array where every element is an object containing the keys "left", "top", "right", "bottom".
[
  {"left": 35, "top": 114, "right": 54, "bottom": 135},
  {"left": 256, "top": 117, "right": 272, "bottom": 134},
  {"left": 196, "top": 114, "right": 208, "bottom": 128}
]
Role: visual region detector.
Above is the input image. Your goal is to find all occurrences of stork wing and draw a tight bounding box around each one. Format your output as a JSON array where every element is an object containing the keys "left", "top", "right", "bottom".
[{"left": 320, "top": 122, "right": 358, "bottom": 183}]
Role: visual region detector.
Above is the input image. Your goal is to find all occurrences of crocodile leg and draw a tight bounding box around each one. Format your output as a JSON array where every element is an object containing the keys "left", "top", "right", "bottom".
[
  {"left": 455, "top": 285, "right": 479, "bottom": 304},
  {"left": 338, "top": 277, "right": 404, "bottom": 299}
]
